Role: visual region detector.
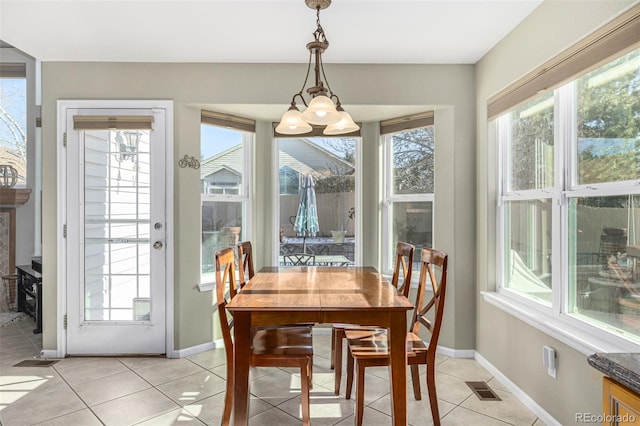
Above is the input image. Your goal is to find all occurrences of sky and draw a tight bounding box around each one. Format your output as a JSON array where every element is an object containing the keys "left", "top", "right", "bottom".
[
  {"left": 201, "top": 123, "right": 354, "bottom": 160},
  {"left": 201, "top": 124, "right": 242, "bottom": 160}
]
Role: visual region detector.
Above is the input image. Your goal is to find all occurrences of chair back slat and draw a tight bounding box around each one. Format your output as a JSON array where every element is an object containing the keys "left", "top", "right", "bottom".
[
  {"left": 411, "top": 248, "right": 448, "bottom": 355},
  {"left": 238, "top": 241, "right": 255, "bottom": 289},
  {"left": 215, "top": 247, "right": 238, "bottom": 359},
  {"left": 392, "top": 242, "right": 415, "bottom": 298}
]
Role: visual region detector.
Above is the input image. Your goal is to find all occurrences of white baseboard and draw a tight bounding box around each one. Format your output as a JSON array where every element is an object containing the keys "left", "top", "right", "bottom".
[
  {"left": 475, "top": 352, "right": 560, "bottom": 426},
  {"left": 173, "top": 340, "right": 221, "bottom": 358},
  {"left": 40, "top": 349, "right": 62, "bottom": 359},
  {"left": 437, "top": 346, "right": 475, "bottom": 358}
]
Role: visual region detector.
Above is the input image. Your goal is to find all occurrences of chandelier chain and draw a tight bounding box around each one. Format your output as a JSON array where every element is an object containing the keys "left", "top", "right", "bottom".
[
  {"left": 275, "top": 0, "right": 359, "bottom": 135},
  {"left": 294, "top": 50, "right": 314, "bottom": 107}
]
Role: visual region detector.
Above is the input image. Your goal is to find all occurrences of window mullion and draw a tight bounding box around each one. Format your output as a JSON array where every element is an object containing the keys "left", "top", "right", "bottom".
[{"left": 556, "top": 83, "right": 574, "bottom": 316}]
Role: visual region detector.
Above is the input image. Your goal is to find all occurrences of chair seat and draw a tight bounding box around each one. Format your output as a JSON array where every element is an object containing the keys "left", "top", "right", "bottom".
[
  {"left": 252, "top": 326, "right": 314, "bottom": 357},
  {"left": 345, "top": 328, "right": 428, "bottom": 358}
]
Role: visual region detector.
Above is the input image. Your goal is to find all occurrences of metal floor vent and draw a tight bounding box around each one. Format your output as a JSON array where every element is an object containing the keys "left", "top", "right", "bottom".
[
  {"left": 465, "top": 381, "right": 501, "bottom": 401},
  {"left": 13, "top": 360, "right": 58, "bottom": 367}
]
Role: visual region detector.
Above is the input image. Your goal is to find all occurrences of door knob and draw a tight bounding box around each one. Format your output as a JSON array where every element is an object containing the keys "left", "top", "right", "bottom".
[{"left": 153, "top": 241, "right": 163, "bottom": 250}]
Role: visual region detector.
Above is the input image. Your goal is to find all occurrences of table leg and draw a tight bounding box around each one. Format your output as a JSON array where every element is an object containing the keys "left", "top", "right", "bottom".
[
  {"left": 388, "top": 311, "right": 408, "bottom": 426},
  {"left": 233, "top": 312, "right": 251, "bottom": 426}
]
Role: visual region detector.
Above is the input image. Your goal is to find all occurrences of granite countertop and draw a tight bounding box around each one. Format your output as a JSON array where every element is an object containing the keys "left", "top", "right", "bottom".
[{"left": 588, "top": 353, "right": 640, "bottom": 394}]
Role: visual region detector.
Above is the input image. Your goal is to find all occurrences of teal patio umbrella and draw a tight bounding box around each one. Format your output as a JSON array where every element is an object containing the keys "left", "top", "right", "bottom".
[{"left": 294, "top": 174, "right": 320, "bottom": 253}]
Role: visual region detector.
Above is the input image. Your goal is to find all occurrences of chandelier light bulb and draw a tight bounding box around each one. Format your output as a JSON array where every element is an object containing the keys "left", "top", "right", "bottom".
[
  {"left": 324, "top": 109, "right": 360, "bottom": 135},
  {"left": 275, "top": 106, "right": 313, "bottom": 135},
  {"left": 301, "top": 95, "right": 341, "bottom": 125}
]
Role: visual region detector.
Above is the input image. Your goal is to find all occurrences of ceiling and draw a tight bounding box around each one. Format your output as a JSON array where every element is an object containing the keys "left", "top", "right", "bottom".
[
  {"left": 0, "top": 0, "right": 542, "bottom": 64},
  {"left": 0, "top": 0, "right": 542, "bottom": 122}
]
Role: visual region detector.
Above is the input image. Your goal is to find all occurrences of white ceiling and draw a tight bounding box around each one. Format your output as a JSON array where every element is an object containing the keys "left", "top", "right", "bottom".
[
  {"left": 0, "top": 0, "right": 542, "bottom": 64},
  {"left": 0, "top": 0, "right": 542, "bottom": 122}
]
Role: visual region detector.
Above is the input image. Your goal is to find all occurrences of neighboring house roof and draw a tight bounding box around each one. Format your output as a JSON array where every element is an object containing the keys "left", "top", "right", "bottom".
[
  {"left": 204, "top": 165, "right": 241, "bottom": 185},
  {"left": 200, "top": 138, "right": 354, "bottom": 180},
  {"left": 279, "top": 139, "right": 354, "bottom": 177},
  {"left": 200, "top": 145, "right": 243, "bottom": 180}
]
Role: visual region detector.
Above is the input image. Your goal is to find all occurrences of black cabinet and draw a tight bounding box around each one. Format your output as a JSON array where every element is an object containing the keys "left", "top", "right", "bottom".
[{"left": 17, "top": 264, "right": 42, "bottom": 334}]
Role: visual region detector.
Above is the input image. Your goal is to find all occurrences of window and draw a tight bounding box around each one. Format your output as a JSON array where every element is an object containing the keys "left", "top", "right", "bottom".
[
  {"left": 500, "top": 93, "right": 555, "bottom": 305},
  {"left": 200, "top": 111, "right": 253, "bottom": 279},
  {"left": 279, "top": 166, "right": 300, "bottom": 195},
  {"left": 381, "top": 112, "right": 435, "bottom": 274},
  {"left": 0, "top": 63, "right": 27, "bottom": 186},
  {"left": 276, "top": 137, "right": 358, "bottom": 266},
  {"left": 497, "top": 48, "right": 640, "bottom": 344}
]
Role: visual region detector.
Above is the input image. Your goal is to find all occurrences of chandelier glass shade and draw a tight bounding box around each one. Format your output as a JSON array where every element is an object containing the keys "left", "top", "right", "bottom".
[{"left": 275, "top": 0, "right": 359, "bottom": 136}]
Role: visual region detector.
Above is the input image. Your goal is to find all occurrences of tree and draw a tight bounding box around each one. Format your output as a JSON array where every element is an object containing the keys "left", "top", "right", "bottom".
[
  {"left": 391, "top": 127, "right": 434, "bottom": 193},
  {"left": 508, "top": 49, "right": 640, "bottom": 198},
  {"left": 576, "top": 50, "right": 640, "bottom": 185}
]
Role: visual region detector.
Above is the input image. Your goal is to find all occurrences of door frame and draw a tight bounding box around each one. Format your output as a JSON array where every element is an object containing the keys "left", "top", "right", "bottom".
[{"left": 56, "top": 100, "right": 175, "bottom": 358}]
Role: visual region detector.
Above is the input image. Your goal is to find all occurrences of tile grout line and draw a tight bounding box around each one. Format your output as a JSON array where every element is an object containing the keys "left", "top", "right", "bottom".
[{"left": 50, "top": 362, "right": 107, "bottom": 425}]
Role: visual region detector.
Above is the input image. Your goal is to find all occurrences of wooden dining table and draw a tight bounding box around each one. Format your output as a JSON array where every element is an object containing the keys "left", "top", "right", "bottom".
[{"left": 226, "top": 266, "right": 414, "bottom": 425}]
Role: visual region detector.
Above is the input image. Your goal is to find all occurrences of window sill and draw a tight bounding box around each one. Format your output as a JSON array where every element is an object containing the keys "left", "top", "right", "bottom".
[
  {"left": 482, "top": 291, "right": 640, "bottom": 355},
  {"left": 197, "top": 281, "right": 215, "bottom": 292}
]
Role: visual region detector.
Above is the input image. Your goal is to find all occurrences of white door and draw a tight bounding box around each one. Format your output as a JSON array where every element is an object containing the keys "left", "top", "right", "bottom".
[{"left": 64, "top": 104, "right": 170, "bottom": 355}]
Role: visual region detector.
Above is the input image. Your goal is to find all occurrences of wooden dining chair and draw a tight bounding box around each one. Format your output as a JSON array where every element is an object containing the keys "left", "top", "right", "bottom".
[
  {"left": 343, "top": 248, "right": 449, "bottom": 426},
  {"left": 215, "top": 247, "right": 314, "bottom": 426},
  {"left": 237, "top": 240, "right": 255, "bottom": 289},
  {"left": 331, "top": 241, "right": 414, "bottom": 394},
  {"left": 238, "top": 240, "right": 315, "bottom": 328}
]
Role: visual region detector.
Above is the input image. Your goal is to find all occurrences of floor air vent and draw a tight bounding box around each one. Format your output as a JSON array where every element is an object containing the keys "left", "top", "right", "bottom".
[
  {"left": 465, "top": 381, "right": 501, "bottom": 401},
  {"left": 13, "top": 360, "right": 59, "bottom": 367}
]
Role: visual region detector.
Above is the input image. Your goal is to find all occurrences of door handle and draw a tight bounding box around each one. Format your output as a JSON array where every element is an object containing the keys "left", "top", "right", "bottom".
[{"left": 153, "top": 241, "right": 163, "bottom": 250}]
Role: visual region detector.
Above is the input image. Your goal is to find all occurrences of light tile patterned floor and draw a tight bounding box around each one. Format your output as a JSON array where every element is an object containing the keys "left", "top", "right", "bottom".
[{"left": 0, "top": 317, "right": 545, "bottom": 425}]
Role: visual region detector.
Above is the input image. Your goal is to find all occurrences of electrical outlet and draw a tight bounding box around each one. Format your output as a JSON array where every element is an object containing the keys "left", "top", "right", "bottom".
[{"left": 542, "top": 346, "right": 557, "bottom": 379}]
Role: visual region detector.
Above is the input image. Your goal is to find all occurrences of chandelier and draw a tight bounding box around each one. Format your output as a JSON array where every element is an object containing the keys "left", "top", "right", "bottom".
[{"left": 275, "top": 0, "right": 359, "bottom": 136}]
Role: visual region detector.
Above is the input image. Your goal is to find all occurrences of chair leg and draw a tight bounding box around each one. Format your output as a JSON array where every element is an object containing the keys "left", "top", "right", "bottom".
[
  {"left": 355, "top": 362, "right": 366, "bottom": 426},
  {"left": 300, "top": 360, "right": 311, "bottom": 426},
  {"left": 345, "top": 349, "right": 354, "bottom": 399},
  {"left": 334, "top": 328, "right": 345, "bottom": 394},
  {"left": 426, "top": 362, "right": 440, "bottom": 426},
  {"left": 410, "top": 364, "right": 421, "bottom": 400},
  {"left": 330, "top": 327, "right": 336, "bottom": 370},
  {"left": 221, "top": 360, "right": 234, "bottom": 426}
]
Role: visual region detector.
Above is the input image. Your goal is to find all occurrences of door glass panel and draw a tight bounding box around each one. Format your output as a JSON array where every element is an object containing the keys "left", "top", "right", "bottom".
[{"left": 83, "top": 129, "right": 151, "bottom": 321}]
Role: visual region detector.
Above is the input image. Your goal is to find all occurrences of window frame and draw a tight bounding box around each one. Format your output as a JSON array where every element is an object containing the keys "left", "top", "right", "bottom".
[
  {"left": 273, "top": 135, "right": 362, "bottom": 267},
  {"left": 381, "top": 122, "right": 435, "bottom": 276},
  {"left": 0, "top": 61, "right": 28, "bottom": 188},
  {"left": 493, "top": 50, "right": 640, "bottom": 354},
  {"left": 199, "top": 123, "right": 253, "bottom": 285}
]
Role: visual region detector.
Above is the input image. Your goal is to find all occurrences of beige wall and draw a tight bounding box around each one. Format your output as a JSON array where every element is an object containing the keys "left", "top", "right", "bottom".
[
  {"left": 475, "top": 1, "right": 638, "bottom": 424},
  {"left": 41, "top": 62, "right": 476, "bottom": 351}
]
